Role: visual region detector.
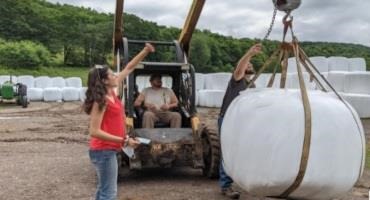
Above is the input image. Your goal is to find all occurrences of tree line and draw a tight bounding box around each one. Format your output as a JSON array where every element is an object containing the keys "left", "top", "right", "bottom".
[{"left": 0, "top": 0, "right": 369, "bottom": 72}]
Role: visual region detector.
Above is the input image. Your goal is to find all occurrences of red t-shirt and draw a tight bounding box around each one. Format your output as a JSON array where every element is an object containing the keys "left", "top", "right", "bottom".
[{"left": 89, "top": 95, "right": 125, "bottom": 150}]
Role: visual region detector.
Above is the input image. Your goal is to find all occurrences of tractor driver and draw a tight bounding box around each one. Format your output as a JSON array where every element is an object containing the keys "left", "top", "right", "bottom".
[{"left": 134, "top": 73, "right": 181, "bottom": 128}]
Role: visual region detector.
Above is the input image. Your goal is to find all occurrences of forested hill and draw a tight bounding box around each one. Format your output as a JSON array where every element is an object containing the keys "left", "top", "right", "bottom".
[{"left": 0, "top": 0, "right": 369, "bottom": 72}]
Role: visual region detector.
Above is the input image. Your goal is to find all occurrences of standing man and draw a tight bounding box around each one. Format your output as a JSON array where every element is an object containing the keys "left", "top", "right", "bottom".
[
  {"left": 134, "top": 74, "right": 182, "bottom": 128},
  {"left": 218, "top": 43, "right": 262, "bottom": 199}
]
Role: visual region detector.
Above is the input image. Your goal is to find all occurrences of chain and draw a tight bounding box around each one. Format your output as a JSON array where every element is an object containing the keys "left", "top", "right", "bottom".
[{"left": 262, "top": 5, "right": 278, "bottom": 41}]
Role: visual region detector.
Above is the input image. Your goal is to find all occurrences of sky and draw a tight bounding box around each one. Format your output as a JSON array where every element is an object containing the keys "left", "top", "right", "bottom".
[{"left": 47, "top": 0, "right": 370, "bottom": 47}]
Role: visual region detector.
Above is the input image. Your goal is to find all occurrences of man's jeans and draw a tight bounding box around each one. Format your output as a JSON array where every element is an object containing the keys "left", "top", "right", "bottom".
[
  {"left": 218, "top": 116, "right": 234, "bottom": 189},
  {"left": 89, "top": 150, "right": 118, "bottom": 200}
]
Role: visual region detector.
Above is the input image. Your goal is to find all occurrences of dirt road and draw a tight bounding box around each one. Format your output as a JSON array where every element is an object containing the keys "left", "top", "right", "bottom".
[{"left": 0, "top": 102, "right": 369, "bottom": 200}]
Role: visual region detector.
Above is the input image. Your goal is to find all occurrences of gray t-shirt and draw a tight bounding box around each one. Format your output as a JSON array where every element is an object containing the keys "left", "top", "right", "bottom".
[{"left": 142, "top": 87, "right": 174, "bottom": 110}]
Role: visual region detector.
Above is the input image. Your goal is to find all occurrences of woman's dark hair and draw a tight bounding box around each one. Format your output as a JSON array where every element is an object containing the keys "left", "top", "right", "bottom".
[{"left": 83, "top": 65, "right": 109, "bottom": 114}]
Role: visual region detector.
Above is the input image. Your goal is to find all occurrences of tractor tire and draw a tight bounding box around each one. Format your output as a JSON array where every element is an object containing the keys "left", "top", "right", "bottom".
[
  {"left": 201, "top": 126, "right": 220, "bottom": 179},
  {"left": 21, "top": 96, "right": 28, "bottom": 108}
]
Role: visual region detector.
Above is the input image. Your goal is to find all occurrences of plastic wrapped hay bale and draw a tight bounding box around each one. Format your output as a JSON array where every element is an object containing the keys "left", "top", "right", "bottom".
[
  {"left": 35, "top": 76, "right": 52, "bottom": 89},
  {"left": 195, "top": 73, "right": 205, "bottom": 91},
  {"left": 197, "top": 89, "right": 225, "bottom": 108},
  {"left": 27, "top": 88, "right": 43, "bottom": 101},
  {"left": 221, "top": 88, "right": 365, "bottom": 200},
  {"left": 348, "top": 58, "right": 367, "bottom": 72},
  {"left": 204, "top": 73, "right": 232, "bottom": 90},
  {"left": 17, "top": 75, "right": 34, "bottom": 88},
  {"left": 43, "top": 87, "right": 62, "bottom": 102},
  {"left": 0, "top": 75, "right": 17, "bottom": 85},
  {"left": 65, "top": 77, "right": 82, "bottom": 88},
  {"left": 79, "top": 87, "right": 87, "bottom": 102},
  {"left": 62, "top": 87, "right": 80, "bottom": 101},
  {"left": 51, "top": 77, "right": 66, "bottom": 88},
  {"left": 328, "top": 56, "right": 349, "bottom": 71}
]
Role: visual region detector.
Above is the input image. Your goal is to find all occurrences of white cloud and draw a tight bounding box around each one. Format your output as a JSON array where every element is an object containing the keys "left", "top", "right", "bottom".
[{"left": 47, "top": 0, "right": 370, "bottom": 47}]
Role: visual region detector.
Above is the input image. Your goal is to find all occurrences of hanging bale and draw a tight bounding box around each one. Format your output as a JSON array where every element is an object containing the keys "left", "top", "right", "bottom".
[{"left": 221, "top": 88, "right": 365, "bottom": 200}]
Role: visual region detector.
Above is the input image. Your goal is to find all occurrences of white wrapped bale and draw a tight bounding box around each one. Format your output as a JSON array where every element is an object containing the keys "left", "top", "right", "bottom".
[
  {"left": 327, "top": 71, "right": 348, "bottom": 92},
  {"left": 136, "top": 75, "right": 172, "bottom": 92},
  {"left": 162, "top": 76, "right": 172, "bottom": 89},
  {"left": 136, "top": 76, "right": 150, "bottom": 92},
  {"left": 348, "top": 58, "right": 366, "bottom": 72},
  {"left": 254, "top": 73, "right": 283, "bottom": 89},
  {"left": 0, "top": 75, "right": 17, "bottom": 85},
  {"left": 62, "top": 87, "right": 80, "bottom": 101},
  {"left": 287, "top": 57, "right": 298, "bottom": 73},
  {"left": 35, "top": 76, "right": 52, "bottom": 89},
  {"left": 343, "top": 93, "right": 370, "bottom": 118},
  {"left": 197, "top": 89, "right": 225, "bottom": 108},
  {"left": 343, "top": 72, "right": 370, "bottom": 94},
  {"left": 309, "top": 56, "right": 329, "bottom": 73},
  {"left": 27, "top": 88, "right": 43, "bottom": 101},
  {"left": 254, "top": 73, "right": 270, "bottom": 88},
  {"left": 204, "top": 73, "right": 232, "bottom": 90},
  {"left": 286, "top": 72, "right": 314, "bottom": 90},
  {"left": 43, "top": 87, "right": 62, "bottom": 102},
  {"left": 195, "top": 90, "right": 200, "bottom": 106},
  {"left": 221, "top": 88, "right": 365, "bottom": 199},
  {"left": 17, "top": 75, "right": 34, "bottom": 88},
  {"left": 79, "top": 87, "right": 87, "bottom": 102},
  {"left": 51, "top": 77, "right": 66, "bottom": 88},
  {"left": 328, "top": 56, "right": 349, "bottom": 71},
  {"left": 65, "top": 77, "right": 82, "bottom": 88},
  {"left": 195, "top": 73, "right": 205, "bottom": 91}
]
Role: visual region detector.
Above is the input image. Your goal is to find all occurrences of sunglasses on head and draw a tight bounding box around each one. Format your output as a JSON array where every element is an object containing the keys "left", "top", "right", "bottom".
[{"left": 95, "top": 65, "right": 104, "bottom": 81}]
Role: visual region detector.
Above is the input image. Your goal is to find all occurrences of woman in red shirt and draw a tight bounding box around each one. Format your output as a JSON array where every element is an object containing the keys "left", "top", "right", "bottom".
[{"left": 83, "top": 43, "right": 155, "bottom": 200}]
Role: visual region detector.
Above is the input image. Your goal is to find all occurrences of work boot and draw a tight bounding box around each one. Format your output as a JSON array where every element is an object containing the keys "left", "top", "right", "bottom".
[{"left": 221, "top": 187, "right": 240, "bottom": 199}]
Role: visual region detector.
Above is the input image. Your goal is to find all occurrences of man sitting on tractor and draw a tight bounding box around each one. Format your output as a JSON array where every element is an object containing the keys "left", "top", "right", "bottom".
[{"left": 134, "top": 73, "right": 181, "bottom": 128}]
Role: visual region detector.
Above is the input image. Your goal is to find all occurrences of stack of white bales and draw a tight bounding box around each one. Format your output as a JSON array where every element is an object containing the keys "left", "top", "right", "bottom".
[
  {"left": 62, "top": 77, "right": 82, "bottom": 101},
  {"left": 195, "top": 73, "right": 205, "bottom": 105},
  {"left": 17, "top": 75, "right": 43, "bottom": 101},
  {"left": 198, "top": 72, "right": 230, "bottom": 107}
]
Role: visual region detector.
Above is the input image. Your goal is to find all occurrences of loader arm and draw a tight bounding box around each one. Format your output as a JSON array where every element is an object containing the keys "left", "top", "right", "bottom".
[
  {"left": 178, "top": 0, "right": 206, "bottom": 57},
  {"left": 113, "top": 0, "right": 124, "bottom": 68}
]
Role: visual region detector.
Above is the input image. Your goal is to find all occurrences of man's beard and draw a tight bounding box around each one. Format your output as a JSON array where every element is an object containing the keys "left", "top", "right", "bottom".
[{"left": 245, "top": 70, "right": 255, "bottom": 75}]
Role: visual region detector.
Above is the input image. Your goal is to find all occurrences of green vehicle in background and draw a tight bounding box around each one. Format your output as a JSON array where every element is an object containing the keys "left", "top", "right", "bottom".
[{"left": 0, "top": 76, "right": 28, "bottom": 108}]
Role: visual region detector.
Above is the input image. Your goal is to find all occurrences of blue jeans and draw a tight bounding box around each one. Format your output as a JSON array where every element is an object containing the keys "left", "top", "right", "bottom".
[
  {"left": 89, "top": 150, "right": 118, "bottom": 200},
  {"left": 218, "top": 116, "right": 234, "bottom": 189}
]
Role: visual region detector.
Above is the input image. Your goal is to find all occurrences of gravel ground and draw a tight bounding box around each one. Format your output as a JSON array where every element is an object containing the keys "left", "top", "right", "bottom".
[{"left": 0, "top": 102, "right": 369, "bottom": 200}]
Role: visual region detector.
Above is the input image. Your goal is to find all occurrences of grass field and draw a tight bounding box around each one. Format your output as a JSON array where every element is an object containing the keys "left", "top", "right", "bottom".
[{"left": 0, "top": 66, "right": 89, "bottom": 86}]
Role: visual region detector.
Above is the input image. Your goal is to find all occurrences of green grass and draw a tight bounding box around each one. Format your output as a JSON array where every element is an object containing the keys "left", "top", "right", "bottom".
[{"left": 0, "top": 66, "right": 89, "bottom": 86}]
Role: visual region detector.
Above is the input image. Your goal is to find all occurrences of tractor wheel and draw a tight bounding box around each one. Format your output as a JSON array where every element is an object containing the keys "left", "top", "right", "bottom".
[
  {"left": 201, "top": 126, "right": 220, "bottom": 178},
  {"left": 21, "top": 96, "right": 28, "bottom": 108}
]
